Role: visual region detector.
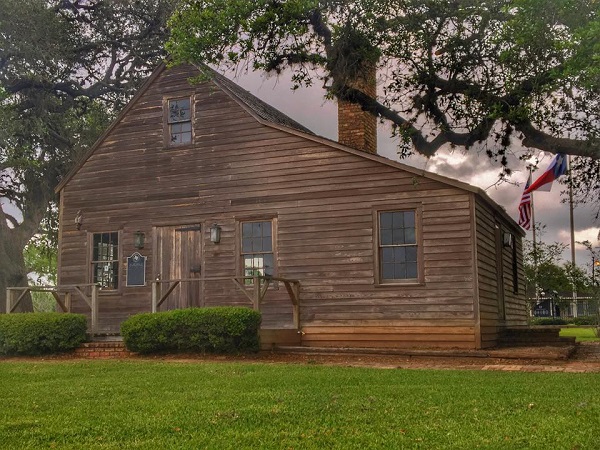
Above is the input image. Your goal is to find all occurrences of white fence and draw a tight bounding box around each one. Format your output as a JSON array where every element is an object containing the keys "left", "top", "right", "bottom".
[{"left": 528, "top": 296, "right": 598, "bottom": 319}]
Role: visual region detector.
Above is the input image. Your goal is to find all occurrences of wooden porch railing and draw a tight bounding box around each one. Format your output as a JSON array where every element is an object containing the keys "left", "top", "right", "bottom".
[
  {"left": 5, "top": 284, "right": 101, "bottom": 335},
  {"left": 151, "top": 275, "right": 301, "bottom": 329}
]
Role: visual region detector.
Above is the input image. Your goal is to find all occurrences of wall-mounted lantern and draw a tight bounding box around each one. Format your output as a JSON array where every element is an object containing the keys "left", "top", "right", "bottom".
[
  {"left": 134, "top": 230, "right": 145, "bottom": 249},
  {"left": 210, "top": 223, "right": 221, "bottom": 244},
  {"left": 74, "top": 210, "right": 83, "bottom": 230}
]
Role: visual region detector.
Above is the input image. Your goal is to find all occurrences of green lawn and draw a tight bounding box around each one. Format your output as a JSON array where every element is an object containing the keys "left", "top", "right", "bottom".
[
  {"left": 560, "top": 326, "right": 600, "bottom": 342},
  {"left": 0, "top": 361, "right": 599, "bottom": 449}
]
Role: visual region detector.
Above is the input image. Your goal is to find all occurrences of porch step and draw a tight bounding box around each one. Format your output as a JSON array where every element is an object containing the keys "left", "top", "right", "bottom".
[
  {"left": 73, "top": 341, "right": 134, "bottom": 359},
  {"left": 499, "top": 327, "right": 576, "bottom": 347},
  {"left": 260, "top": 328, "right": 302, "bottom": 349}
]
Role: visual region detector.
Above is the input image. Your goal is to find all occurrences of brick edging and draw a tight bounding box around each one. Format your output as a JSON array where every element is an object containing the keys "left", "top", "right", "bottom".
[{"left": 73, "top": 342, "right": 134, "bottom": 359}]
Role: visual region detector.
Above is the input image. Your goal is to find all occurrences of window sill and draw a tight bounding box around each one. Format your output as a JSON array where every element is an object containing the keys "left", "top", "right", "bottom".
[
  {"left": 375, "top": 281, "right": 425, "bottom": 288},
  {"left": 165, "top": 143, "right": 193, "bottom": 150},
  {"left": 98, "top": 289, "right": 120, "bottom": 295}
]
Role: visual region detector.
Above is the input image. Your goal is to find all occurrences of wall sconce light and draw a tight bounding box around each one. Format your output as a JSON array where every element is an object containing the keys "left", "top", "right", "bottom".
[
  {"left": 74, "top": 210, "right": 83, "bottom": 230},
  {"left": 503, "top": 232, "right": 514, "bottom": 248},
  {"left": 134, "top": 231, "right": 145, "bottom": 249},
  {"left": 210, "top": 223, "right": 221, "bottom": 244}
]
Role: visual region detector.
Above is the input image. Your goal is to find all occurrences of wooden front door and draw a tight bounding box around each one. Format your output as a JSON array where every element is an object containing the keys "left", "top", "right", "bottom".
[{"left": 154, "top": 225, "right": 202, "bottom": 310}]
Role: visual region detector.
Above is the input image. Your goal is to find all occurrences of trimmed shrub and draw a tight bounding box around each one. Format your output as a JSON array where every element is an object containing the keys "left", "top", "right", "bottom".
[
  {"left": 121, "top": 307, "right": 261, "bottom": 354},
  {"left": 570, "top": 316, "right": 599, "bottom": 326},
  {"left": 0, "top": 313, "right": 88, "bottom": 355},
  {"left": 529, "top": 317, "right": 568, "bottom": 326}
]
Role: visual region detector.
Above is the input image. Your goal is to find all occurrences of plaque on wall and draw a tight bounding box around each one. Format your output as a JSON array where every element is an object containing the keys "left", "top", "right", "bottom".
[{"left": 126, "top": 252, "right": 147, "bottom": 287}]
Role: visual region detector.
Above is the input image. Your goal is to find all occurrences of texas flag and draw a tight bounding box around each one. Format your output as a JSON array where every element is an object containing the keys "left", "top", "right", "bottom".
[{"left": 523, "top": 153, "right": 568, "bottom": 194}]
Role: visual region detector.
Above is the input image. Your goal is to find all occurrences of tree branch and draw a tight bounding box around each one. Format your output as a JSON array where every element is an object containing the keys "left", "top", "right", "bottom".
[
  {"left": 515, "top": 120, "right": 600, "bottom": 159},
  {"left": 337, "top": 85, "right": 491, "bottom": 156}
]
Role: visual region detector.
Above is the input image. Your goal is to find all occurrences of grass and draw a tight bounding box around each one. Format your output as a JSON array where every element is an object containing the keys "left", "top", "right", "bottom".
[
  {"left": 560, "top": 326, "right": 600, "bottom": 342},
  {"left": 0, "top": 361, "right": 599, "bottom": 449}
]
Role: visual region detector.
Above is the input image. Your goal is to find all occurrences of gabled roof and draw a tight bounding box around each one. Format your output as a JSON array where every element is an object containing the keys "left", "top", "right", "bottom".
[
  {"left": 208, "top": 68, "right": 314, "bottom": 135},
  {"left": 55, "top": 62, "right": 524, "bottom": 236}
]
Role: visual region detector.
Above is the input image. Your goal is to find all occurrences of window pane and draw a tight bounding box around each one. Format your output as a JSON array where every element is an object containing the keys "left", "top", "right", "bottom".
[
  {"left": 394, "top": 246, "right": 406, "bottom": 262},
  {"left": 168, "top": 98, "right": 191, "bottom": 122},
  {"left": 381, "top": 229, "right": 393, "bottom": 246},
  {"left": 404, "top": 228, "right": 416, "bottom": 244},
  {"left": 406, "top": 262, "right": 418, "bottom": 279},
  {"left": 242, "top": 238, "right": 252, "bottom": 253},
  {"left": 262, "top": 222, "right": 272, "bottom": 237},
  {"left": 180, "top": 132, "right": 192, "bottom": 144},
  {"left": 263, "top": 254, "right": 274, "bottom": 276},
  {"left": 392, "top": 212, "right": 404, "bottom": 228},
  {"left": 380, "top": 212, "right": 393, "bottom": 229},
  {"left": 243, "top": 255, "right": 254, "bottom": 270},
  {"left": 405, "top": 246, "right": 417, "bottom": 262},
  {"left": 404, "top": 211, "right": 415, "bottom": 228},
  {"left": 382, "top": 247, "right": 394, "bottom": 263},
  {"left": 392, "top": 229, "right": 405, "bottom": 245},
  {"left": 382, "top": 263, "right": 395, "bottom": 280},
  {"left": 242, "top": 223, "right": 253, "bottom": 238},
  {"left": 252, "top": 222, "right": 262, "bottom": 237},
  {"left": 262, "top": 237, "right": 272, "bottom": 252},
  {"left": 395, "top": 263, "right": 407, "bottom": 279},
  {"left": 252, "top": 238, "right": 263, "bottom": 252},
  {"left": 111, "top": 262, "right": 119, "bottom": 288}
]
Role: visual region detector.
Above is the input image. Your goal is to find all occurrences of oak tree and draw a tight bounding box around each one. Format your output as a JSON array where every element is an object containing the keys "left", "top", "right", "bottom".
[{"left": 0, "top": 0, "right": 176, "bottom": 311}]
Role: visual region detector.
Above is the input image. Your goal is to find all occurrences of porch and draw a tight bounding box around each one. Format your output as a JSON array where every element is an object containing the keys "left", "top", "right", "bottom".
[{"left": 5, "top": 275, "right": 302, "bottom": 348}]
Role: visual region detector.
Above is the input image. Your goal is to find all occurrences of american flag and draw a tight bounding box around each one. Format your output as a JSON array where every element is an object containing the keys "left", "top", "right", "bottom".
[{"left": 518, "top": 173, "right": 532, "bottom": 230}]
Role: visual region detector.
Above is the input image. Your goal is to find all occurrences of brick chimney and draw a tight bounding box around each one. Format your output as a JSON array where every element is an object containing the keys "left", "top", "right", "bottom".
[{"left": 337, "top": 67, "right": 377, "bottom": 154}]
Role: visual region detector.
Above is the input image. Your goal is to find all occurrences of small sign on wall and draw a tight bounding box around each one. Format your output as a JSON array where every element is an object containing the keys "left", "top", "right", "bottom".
[{"left": 126, "top": 252, "right": 147, "bottom": 287}]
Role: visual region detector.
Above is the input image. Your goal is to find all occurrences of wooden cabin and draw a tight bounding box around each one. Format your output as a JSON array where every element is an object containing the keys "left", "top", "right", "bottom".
[{"left": 55, "top": 63, "right": 527, "bottom": 349}]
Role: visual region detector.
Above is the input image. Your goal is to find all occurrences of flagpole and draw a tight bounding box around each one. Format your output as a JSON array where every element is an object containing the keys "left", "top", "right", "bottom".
[
  {"left": 529, "top": 166, "right": 539, "bottom": 302},
  {"left": 568, "top": 155, "right": 578, "bottom": 317}
]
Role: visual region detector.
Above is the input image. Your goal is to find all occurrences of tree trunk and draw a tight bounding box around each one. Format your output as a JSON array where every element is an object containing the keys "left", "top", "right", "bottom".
[{"left": 0, "top": 228, "right": 33, "bottom": 313}]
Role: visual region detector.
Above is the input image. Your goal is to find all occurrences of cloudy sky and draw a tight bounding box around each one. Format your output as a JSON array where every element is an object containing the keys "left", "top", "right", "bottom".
[{"left": 225, "top": 69, "right": 600, "bottom": 272}]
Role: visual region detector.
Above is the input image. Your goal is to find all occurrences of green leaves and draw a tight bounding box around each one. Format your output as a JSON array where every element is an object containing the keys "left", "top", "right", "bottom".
[
  {"left": 0, "top": 313, "right": 87, "bottom": 355},
  {"left": 121, "top": 307, "right": 262, "bottom": 354},
  {"left": 167, "top": 0, "right": 600, "bottom": 164}
]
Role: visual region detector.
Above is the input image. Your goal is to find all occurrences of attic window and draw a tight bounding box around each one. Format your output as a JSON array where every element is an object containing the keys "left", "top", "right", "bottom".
[{"left": 167, "top": 98, "right": 192, "bottom": 145}]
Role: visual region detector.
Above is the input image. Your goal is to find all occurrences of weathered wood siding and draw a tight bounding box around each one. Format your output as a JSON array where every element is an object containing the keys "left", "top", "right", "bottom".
[
  {"left": 474, "top": 197, "right": 527, "bottom": 347},
  {"left": 59, "top": 64, "right": 485, "bottom": 347}
]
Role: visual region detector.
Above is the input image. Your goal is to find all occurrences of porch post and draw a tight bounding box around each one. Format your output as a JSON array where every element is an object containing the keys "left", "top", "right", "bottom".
[
  {"left": 5, "top": 289, "right": 11, "bottom": 314},
  {"left": 65, "top": 292, "right": 72, "bottom": 313},
  {"left": 252, "top": 277, "right": 259, "bottom": 310},
  {"left": 91, "top": 284, "right": 99, "bottom": 335},
  {"left": 151, "top": 281, "right": 159, "bottom": 313}
]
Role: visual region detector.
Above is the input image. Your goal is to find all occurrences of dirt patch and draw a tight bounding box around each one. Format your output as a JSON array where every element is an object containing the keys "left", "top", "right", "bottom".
[
  {"left": 103, "top": 343, "right": 600, "bottom": 372},
  {"left": 3, "top": 343, "right": 600, "bottom": 373}
]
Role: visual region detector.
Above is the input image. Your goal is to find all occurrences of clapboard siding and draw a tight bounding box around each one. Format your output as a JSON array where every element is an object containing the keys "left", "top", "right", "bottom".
[
  {"left": 474, "top": 198, "right": 527, "bottom": 347},
  {"left": 57, "top": 63, "right": 525, "bottom": 348}
]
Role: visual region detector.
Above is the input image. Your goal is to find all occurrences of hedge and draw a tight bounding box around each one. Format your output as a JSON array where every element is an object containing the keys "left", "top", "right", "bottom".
[
  {"left": 0, "top": 313, "right": 88, "bottom": 355},
  {"left": 530, "top": 316, "right": 599, "bottom": 326},
  {"left": 121, "top": 307, "right": 261, "bottom": 354},
  {"left": 529, "top": 317, "right": 568, "bottom": 326}
]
